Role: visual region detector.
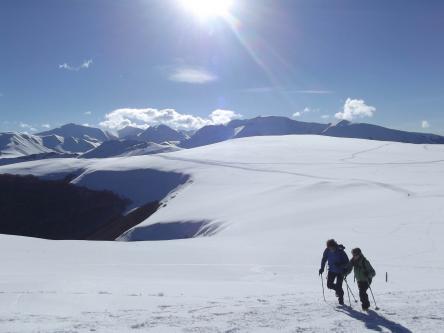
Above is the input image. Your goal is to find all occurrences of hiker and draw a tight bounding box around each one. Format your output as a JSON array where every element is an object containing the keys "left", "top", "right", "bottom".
[
  {"left": 344, "top": 248, "right": 376, "bottom": 310},
  {"left": 319, "top": 239, "right": 349, "bottom": 305}
]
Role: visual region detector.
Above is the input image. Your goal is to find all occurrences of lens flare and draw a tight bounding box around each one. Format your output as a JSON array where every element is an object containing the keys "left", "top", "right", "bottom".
[{"left": 180, "top": 0, "right": 234, "bottom": 19}]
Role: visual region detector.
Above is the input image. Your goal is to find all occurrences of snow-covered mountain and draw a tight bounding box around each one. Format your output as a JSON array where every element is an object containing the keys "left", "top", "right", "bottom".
[
  {"left": 182, "top": 116, "right": 444, "bottom": 148},
  {"left": 323, "top": 120, "right": 444, "bottom": 144},
  {"left": 233, "top": 116, "right": 328, "bottom": 138},
  {"left": 37, "top": 123, "right": 116, "bottom": 153},
  {"left": 137, "top": 124, "right": 187, "bottom": 143},
  {"left": 181, "top": 124, "right": 236, "bottom": 148},
  {"left": 1, "top": 135, "right": 443, "bottom": 331},
  {"left": 117, "top": 126, "right": 144, "bottom": 139},
  {"left": 38, "top": 123, "right": 114, "bottom": 143},
  {"left": 0, "top": 124, "right": 116, "bottom": 158},
  {"left": 2, "top": 118, "right": 444, "bottom": 161},
  {"left": 0, "top": 132, "right": 53, "bottom": 158},
  {"left": 81, "top": 139, "right": 180, "bottom": 158}
]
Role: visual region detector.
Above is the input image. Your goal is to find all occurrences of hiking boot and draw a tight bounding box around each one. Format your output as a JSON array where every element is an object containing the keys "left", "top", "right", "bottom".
[
  {"left": 362, "top": 304, "right": 370, "bottom": 311},
  {"left": 338, "top": 296, "right": 344, "bottom": 305}
]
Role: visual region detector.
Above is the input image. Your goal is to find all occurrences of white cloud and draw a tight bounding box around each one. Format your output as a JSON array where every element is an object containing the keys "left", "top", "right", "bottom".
[
  {"left": 41, "top": 124, "right": 51, "bottom": 129},
  {"left": 59, "top": 59, "right": 93, "bottom": 71},
  {"left": 19, "top": 122, "right": 37, "bottom": 132},
  {"left": 168, "top": 67, "right": 217, "bottom": 84},
  {"left": 209, "top": 109, "right": 241, "bottom": 125},
  {"left": 335, "top": 98, "right": 376, "bottom": 121},
  {"left": 292, "top": 107, "right": 317, "bottom": 118},
  {"left": 321, "top": 115, "right": 330, "bottom": 120},
  {"left": 100, "top": 108, "right": 241, "bottom": 131},
  {"left": 422, "top": 120, "right": 430, "bottom": 129},
  {"left": 84, "top": 111, "right": 92, "bottom": 115}
]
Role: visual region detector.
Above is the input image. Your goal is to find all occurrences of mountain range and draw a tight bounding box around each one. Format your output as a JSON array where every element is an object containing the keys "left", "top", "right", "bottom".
[{"left": 1, "top": 117, "right": 443, "bottom": 161}]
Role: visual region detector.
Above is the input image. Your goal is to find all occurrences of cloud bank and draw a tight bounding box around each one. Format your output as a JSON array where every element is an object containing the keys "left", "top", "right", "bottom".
[
  {"left": 293, "top": 107, "right": 318, "bottom": 118},
  {"left": 100, "top": 108, "right": 241, "bottom": 131},
  {"left": 422, "top": 120, "right": 430, "bottom": 129},
  {"left": 335, "top": 98, "right": 376, "bottom": 121},
  {"left": 168, "top": 67, "right": 217, "bottom": 84},
  {"left": 19, "top": 122, "right": 37, "bottom": 132}
]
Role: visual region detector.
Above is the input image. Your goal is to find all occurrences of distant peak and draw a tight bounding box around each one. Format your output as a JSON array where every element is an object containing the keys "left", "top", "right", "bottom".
[
  {"left": 62, "top": 123, "right": 80, "bottom": 127},
  {"left": 335, "top": 120, "right": 352, "bottom": 126},
  {"left": 152, "top": 124, "right": 172, "bottom": 130}
]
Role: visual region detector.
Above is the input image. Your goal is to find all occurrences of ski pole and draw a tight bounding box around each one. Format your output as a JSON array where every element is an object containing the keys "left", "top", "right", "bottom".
[
  {"left": 368, "top": 285, "right": 380, "bottom": 310},
  {"left": 344, "top": 278, "right": 358, "bottom": 303},
  {"left": 320, "top": 273, "right": 326, "bottom": 302}
]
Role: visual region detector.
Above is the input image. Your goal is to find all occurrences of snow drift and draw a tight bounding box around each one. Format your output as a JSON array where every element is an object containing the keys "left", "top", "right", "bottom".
[{"left": 1, "top": 135, "right": 444, "bottom": 332}]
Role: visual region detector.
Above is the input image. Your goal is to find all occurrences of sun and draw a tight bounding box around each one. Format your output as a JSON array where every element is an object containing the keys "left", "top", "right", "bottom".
[{"left": 180, "top": 0, "right": 234, "bottom": 19}]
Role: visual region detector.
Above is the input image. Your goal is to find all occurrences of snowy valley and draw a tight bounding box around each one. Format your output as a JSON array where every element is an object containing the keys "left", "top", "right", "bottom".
[{"left": 1, "top": 135, "right": 443, "bottom": 332}]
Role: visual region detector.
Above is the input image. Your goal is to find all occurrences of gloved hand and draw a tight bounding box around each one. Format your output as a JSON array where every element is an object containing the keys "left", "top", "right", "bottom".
[{"left": 319, "top": 268, "right": 324, "bottom": 275}]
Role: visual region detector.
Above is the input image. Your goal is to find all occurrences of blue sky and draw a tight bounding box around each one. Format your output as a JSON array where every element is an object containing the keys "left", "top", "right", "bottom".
[{"left": 1, "top": 0, "right": 443, "bottom": 133}]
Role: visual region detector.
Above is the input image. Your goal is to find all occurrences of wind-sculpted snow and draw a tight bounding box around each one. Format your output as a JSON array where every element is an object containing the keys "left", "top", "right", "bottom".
[{"left": 1, "top": 135, "right": 444, "bottom": 332}]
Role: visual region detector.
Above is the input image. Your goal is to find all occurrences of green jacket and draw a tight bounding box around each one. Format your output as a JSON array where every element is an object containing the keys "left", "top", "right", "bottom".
[{"left": 345, "top": 256, "right": 376, "bottom": 283}]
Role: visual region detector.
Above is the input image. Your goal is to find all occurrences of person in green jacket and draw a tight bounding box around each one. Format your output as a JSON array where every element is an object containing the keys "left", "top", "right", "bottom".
[{"left": 344, "top": 248, "right": 376, "bottom": 310}]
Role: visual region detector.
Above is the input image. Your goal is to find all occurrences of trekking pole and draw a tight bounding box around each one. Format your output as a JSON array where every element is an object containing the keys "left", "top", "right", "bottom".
[
  {"left": 345, "top": 278, "right": 352, "bottom": 306},
  {"left": 320, "top": 273, "right": 326, "bottom": 302},
  {"left": 368, "top": 285, "right": 380, "bottom": 310},
  {"left": 344, "top": 277, "right": 358, "bottom": 303}
]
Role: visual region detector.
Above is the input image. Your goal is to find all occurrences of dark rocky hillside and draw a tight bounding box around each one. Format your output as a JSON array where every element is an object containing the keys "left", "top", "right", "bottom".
[{"left": 0, "top": 174, "right": 136, "bottom": 240}]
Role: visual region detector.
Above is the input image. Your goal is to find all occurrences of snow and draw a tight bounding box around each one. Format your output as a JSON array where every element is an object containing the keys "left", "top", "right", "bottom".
[
  {"left": 1, "top": 135, "right": 444, "bottom": 332},
  {"left": 0, "top": 124, "right": 108, "bottom": 158},
  {"left": 0, "top": 132, "right": 53, "bottom": 158},
  {"left": 3, "top": 118, "right": 444, "bottom": 159},
  {"left": 323, "top": 120, "right": 444, "bottom": 144},
  {"left": 138, "top": 124, "right": 186, "bottom": 143},
  {"left": 182, "top": 116, "right": 444, "bottom": 148},
  {"left": 81, "top": 140, "right": 181, "bottom": 158},
  {"left": 38, "top": 123, "right": 114, "bottom": 143},
  {"left": 118, "top": 126, "right": 144, "bottom": 139}
]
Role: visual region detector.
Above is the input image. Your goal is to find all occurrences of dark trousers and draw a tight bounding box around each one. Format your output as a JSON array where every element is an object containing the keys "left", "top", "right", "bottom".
[
  {"left": 327, "top": 271, "right": 344, "bottom": 298},
  {"left": 357, "top": 281, "right": 370, "bottom": 308}
]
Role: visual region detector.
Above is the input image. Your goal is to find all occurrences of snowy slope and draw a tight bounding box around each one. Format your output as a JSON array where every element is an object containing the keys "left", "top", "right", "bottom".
[
  {"left": 181, "top": 124, "right": 236, "bottom": 148},
  {"left": 0, "top": 132, "right": 53, "bottom": 158},
  {"left": 117, "top": 126, "right": 144, "bottom": 139},
  {"left": 1, "top": 135, "right": 444, "bottom": 332},
  {"left": 181, "top": 116, "right": 444, "bottom": 148},
  {"left": 36, "top": 123, "right": 115, "bottom": 153},
  {"left": 323, "top": 120, "right": 444, "bottom": 144},
  {"left": 80, "top": 139, "right": 181, "bottom": 158},
  {"left": 38, "top": 123, "right": 114, "bottom": 143},
  {"left": 0, "top": 124, "right": 113, "bottom": 158},
  {"left": 138, "top": 124, "right": 186, "bottom": 143}
]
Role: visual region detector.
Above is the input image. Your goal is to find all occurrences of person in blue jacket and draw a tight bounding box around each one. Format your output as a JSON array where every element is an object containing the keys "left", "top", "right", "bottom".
[{"left": 319, "top": 239, "right": 349, "bottom": 305}]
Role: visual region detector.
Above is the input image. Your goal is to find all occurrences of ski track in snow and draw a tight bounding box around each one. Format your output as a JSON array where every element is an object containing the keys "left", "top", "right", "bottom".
[
  {"left": 1, "top": 290, "right": 443, "bottom": 332},
  {"left": 2, "top": 136, "right": 444, "bottom": 332}
]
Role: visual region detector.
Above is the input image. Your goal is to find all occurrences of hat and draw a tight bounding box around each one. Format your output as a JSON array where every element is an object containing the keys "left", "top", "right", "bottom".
[{"left": 352, "top": 248, "right": 362, "bottom": 256}]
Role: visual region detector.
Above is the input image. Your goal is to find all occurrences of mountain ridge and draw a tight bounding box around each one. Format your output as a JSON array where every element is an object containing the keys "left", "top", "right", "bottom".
[{"left": 1, "top": 117, "right": 443, "bottom": 160}]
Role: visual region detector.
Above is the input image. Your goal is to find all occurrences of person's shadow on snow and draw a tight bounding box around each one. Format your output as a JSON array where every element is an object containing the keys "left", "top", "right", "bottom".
[{"left": 336, "top": 307, "right": 412, "bottom": 333}]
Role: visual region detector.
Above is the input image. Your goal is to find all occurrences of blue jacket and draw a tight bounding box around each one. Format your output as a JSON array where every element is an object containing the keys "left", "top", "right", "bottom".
[{"left": 320, "top": 245, "right": 349, "bottom": 274}]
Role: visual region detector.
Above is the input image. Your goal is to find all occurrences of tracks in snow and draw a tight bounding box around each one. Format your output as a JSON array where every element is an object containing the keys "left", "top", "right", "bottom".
[{"left": 1, "top": 290, "right": 442, "bottom": 332}]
